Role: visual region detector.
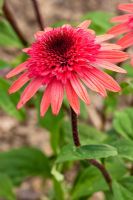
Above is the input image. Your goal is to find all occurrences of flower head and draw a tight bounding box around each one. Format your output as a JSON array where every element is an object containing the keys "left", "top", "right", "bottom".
[
  {"left": 108, "top": 3, "right": 133, "bottom": 49},
  {"left": 6, "top": 21, "right": 128, "bottom": 116}
]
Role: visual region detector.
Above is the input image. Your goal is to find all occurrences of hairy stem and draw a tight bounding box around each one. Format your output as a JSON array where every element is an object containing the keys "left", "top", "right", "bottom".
[
  {"left": 3, "top": 0, "right": 28, "bottom": 46},
  {"left": 70, "top": 107, "right": 80, "bottom": 147},
  {"left": 31, "top": 0, "right": 44, "bottom": 30},
  {"left": 70, "top": 107, "right": 112, "bottom": 191}
]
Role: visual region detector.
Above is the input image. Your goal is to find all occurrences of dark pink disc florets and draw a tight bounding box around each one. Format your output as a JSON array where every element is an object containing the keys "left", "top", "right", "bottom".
[{"left": 26, "top": 26, "right": 101, "bottom": 84}]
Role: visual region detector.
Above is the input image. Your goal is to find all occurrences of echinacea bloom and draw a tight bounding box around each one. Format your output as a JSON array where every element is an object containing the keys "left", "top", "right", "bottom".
[
  {"left": 6, "top": 21, "right": 128, "bottom": 116},
  {"left": 108, "top": 3, "right": 133, "bottom": 49}
]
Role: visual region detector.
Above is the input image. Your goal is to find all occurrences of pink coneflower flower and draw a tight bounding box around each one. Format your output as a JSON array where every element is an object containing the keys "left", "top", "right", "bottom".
[
  {"left": 108, "top": 3, "right": 133, "bottom": 49},
  {"left": 6, "top": 21, "right": 128, "bottom": 116}
]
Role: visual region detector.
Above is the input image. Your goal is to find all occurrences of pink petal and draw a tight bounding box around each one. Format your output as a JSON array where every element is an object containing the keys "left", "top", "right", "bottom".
[
  {"left": 65, "top": 81, "right": 80, "bottom": 114},
  {"left": 44, "top": 27, "right": 53, "bottom": 32},
  {"left": 107, "top": 23, "right": 130, "bottom": 36},
  {"left": 90, "top": 68, "right": 121, "bottom": 92},
  {"left": 22, "top": 48, "right": 31, "bottom": 53},
  {"left": 95, "top": 34, "right": 114, "bottom": 43},
  {"left": 50, "top": 80, "right": 64, "bottom": 115},
  {"left": 97, "top": 50, "right": 129, "bottom": 63},
  {"left": 6, "top": 62, "right": 27, "bottom": 78},
  {"left": 87, "top": 29, "right": 95, "bottom": 35},
  {"left": 70, "top": 74, "right": 90, "bottom": 104},
  {"left": 34, "top": 31, "right": 44, "bottom": 39},
  {"left": 9, "top": 72, "right": 29, "bottom": 94},
  {"left": 62, "top": 24, "right": 71, "bottom": 28},
  {"left": 40, "top": 84, "right": 51, "bottom": 117},
  {"left": 100, "top": 43, "right": 121, "bottom": 50},
  {"left": 17, "top": 78, "right": 43, "bottom": 109},
  {"left": 118, "top": 4, "right": 133, "bottom": 13},
  {"left": 93, "top": 60, "right": 127, "bottom": 73},
  {"left": 78, "top": 20, "right": 91, "bottom": 29},
  {"left": 117, "top": 32, "right": 133, "bottom": 49},
  {"left": 81, "top": 73, "right": 107, "bottom": 97},
  {"left": 111, "top": 14, "right": 133, "bottom": 23}
]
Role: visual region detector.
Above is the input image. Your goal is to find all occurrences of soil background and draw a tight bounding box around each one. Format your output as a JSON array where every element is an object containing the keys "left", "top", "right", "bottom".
[{"left": 0, "top": 0, "right": 132, "bottom": 200}]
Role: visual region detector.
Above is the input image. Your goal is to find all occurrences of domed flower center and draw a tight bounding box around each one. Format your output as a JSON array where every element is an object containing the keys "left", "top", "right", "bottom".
[
  {"left": 44, "top": 30, "right": 75, "bottom": 67},
  {"left": 46, "top": 33, "right": 74, "bottom": 55},
  {"left": 27, "top": 26, "right": 101, "bottom": 83}
]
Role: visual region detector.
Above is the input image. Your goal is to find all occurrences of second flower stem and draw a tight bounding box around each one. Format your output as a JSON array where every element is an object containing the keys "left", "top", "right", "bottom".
[
  {"left": 70, "top": 107, "right": 112, "bottom": 191},
  {"left": 3, "top": 0, "right": 28, "bottom": 46},
  {"left": 31, "top": 0, "right": 44, "bottom": 30}
]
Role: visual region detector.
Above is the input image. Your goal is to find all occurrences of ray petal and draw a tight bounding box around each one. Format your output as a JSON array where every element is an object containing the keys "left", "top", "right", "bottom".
[
  {"left": 78, "top": 20, "right": 91, "bottom": 29},
  {"left": 51, "top": 80, "right": 64, "bottom": 115},
  {"left": 95, "top": 34, "right": 114, "bottom": 43},
  {"left": 93, "top": 60, "right": 127, "bottom": 73},
  {"left": 108, "top": 23, "right": 130, "bottom": 36},
  {"left": 100, "top": 43, "right": 121, "bottom": 50},
  {"left": 40, "top": 84, "right": 51, "bottom": 116},
  {"left": 117, "top": 32, "right": 133, "bottom": 49},
  {"left": 17, "top": 78, "right": 43, "bottom": 109},
  {"left": 81, "top": 73, "right": 107, "bottom": 97},
  {"left": 97, "top": 50, "right": 129, "bottom": 63},
  {"left": 90, "top": 68, "right": 121, "bottom": 92},
  {"left": 118, "top": 4, "right": 133, "bottom": 13},
  {"left": 65, "top": 81, "right": 80, "bottom": 114},
  {"left": 70, "top": 74, "right": 90, "bottom": 104},
  {"left": 111, "top": 14, "right": 133, "bottom": 23},
  {"left": 9, "top": 72, "right": 29, "bottom": 94},
  {"left": 6, "top": 62, "right": 27, "bottom": 78}
]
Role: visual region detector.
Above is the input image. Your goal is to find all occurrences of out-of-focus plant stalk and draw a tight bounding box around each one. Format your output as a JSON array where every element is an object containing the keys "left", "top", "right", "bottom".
[
  {"left": 70, "top": 107, "right": 112, "bottom": 191},
  {"left": 31, "top": 0, "right": 44, "bottom": 30},
  {"left": 3, "top": 0, "right": 28, "bottom": 46}
]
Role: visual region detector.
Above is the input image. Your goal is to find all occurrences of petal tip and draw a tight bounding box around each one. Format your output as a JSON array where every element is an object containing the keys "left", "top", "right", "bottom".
[
  {"left": 17, "top": 101, "right": 23, "bottom": 109},
  {"left": 8, "top": 89, "right": 13, "bottom": 94}
]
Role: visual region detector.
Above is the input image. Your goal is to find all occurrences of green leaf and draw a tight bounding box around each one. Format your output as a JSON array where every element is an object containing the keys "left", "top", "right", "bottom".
[
  {"left": 120, "top": 177, "right": 133, "bottom": 194},
  {"left": 0, "top": 147, "right": 50, "bottom": 185},
  {"left": 61, "top": 120, "right": 107, "bottom": 145},
  {"left": 112, "top": 181, "right": 124, "bottom": 200},
  {"left": 112, "top": 181, "right": 133, "bottom": 200},
  {"left": 113, "top": 108, "right": 133, "bottom": 139},
  {"left": 82, "top": 11, "right": 113, "bottom": 34},
  {"left": 111, "top": 139, "right": 133, "bottom": 161},
  {"left": 0, "top": 18, "right": 22, "bottom": 47},
  {"left": 72, "top": 166, "right": 108, "bottom": 199},
  {"left": 0, "top": 78, "right": 25, "bottom": 120},
  {"left": 121, "top": 81, "right": 133, "bottom": 95},
  {"left": 56, "top": 144, "right": 117, "bottom": 163},
  {"left": 106, "top": 157, "right": 127, "bottom": 180},
  {"left": 51, "top": 164, "right": 64, "bottom": 181},
  {"left": 0, "top": 173, "right": 16, "bottom": 200},
  {"left": 0, "top": 59, "right": 10, "bottom": 69},
  {"left": 53, "top": 179, "right": 65, "bottom": 200},
  {"left": 79, "top": 123, "right": 107, "bottom": 144},
  {"left": 123, "top": 63, "right": 133, "bottom": 78},
  {"left": 104, "top": 93, "right": 118, "bottom": 114}
]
